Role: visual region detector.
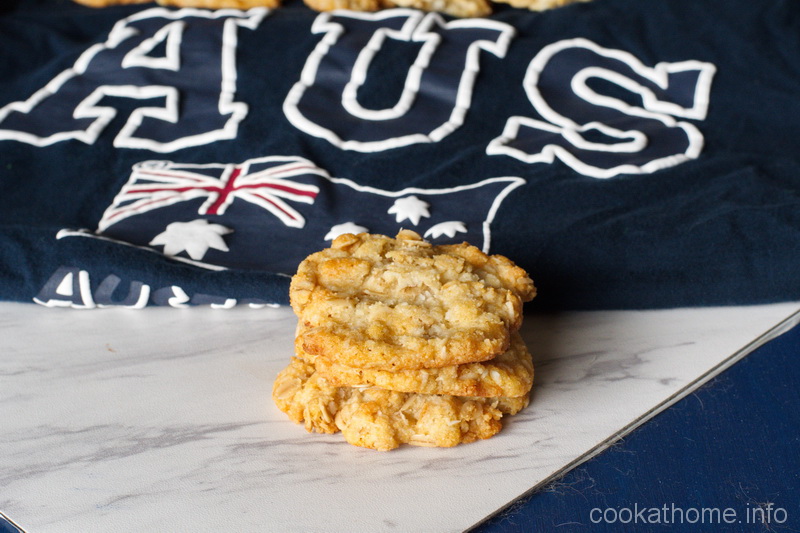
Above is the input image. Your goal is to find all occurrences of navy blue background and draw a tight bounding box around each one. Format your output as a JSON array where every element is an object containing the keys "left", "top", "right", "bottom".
[
  {"left": 1, "top": 0, "right": 800, "bottom": 310},
  {"left": 472, "top": 320, "right": 800, "bottom": 532}
]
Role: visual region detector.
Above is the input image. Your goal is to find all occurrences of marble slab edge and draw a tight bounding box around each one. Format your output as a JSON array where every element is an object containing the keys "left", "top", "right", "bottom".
[{"left": 466, "top": 306, "right": 800, "bottom": 531}]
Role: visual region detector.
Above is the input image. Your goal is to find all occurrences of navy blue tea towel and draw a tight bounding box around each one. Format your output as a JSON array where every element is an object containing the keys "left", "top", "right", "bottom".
[{"left": 1, "top": 0, "right": 799, "bottom": 309}]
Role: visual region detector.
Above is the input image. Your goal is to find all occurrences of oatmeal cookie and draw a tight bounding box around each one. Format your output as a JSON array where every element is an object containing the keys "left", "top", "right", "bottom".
[
  {"left": 71, "top": 0, "right": 150, "bottom": 6},
  {"left": 387, "top": 0, "right": 491, "bottom": 18},
  {"left": 290, "top": 231, "right": 535, "bottom": 371},
  {"left": 305, "top": 330, "right": 534, "bottom": 398},
  {"left": 335, "top": 387, "right": 527, "bottom": 450},
  {"left": 156, "top": 0, "right": 280, "bottom": 7},
  {"left": 304, "top": 0, "right": 390, "bottom": 11},
  {"left": 492, "top": 0, "right": 590, "bottom": 11},
  {"left": 272, "top": 357, "right": 528, "bottom": 450}
]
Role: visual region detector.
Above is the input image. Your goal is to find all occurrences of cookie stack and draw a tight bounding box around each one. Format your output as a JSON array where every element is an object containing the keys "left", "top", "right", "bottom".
[{"left": 272, "top": 230, "right": 536, "bottom": 451}]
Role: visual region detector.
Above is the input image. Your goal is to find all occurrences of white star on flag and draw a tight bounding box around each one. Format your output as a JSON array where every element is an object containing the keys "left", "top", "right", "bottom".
[
  {"left": 387, "top": 195, "right": 431, "bottom": 225},
  {"left": 424, "top": 221, "right": 467, "bottom": 239},
  {"left": 324, "top": 222, "right": 369, "bottom": 241},
  {"left": 149, "top": 219, "right": 232, "bottom": 261}
]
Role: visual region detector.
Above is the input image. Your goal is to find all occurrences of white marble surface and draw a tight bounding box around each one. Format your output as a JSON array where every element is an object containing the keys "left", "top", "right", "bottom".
[{"left": 1, "top": 301, "right": 799, "bottom": 532}]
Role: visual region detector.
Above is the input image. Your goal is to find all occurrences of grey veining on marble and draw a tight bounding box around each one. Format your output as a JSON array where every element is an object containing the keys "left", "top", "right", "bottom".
[{"left": 1, "top": 301, "right": 798, "bottom": 532}]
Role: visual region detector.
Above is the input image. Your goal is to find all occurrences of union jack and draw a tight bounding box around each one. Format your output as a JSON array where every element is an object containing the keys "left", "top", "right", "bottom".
[{"left": 97, "top": 156, "right": 322, "bottom": 232}]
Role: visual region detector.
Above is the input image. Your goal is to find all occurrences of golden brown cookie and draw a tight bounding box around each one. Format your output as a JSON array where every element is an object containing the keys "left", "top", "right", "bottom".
[
  {"left": 272, "top": 357, "right": 528, "bottom": 450},
  {"left": 71, "top": 0, "right": 150, "bottom": 7},
  {"left": 387, "top": 0, "right": 492, "bottom": 18},
  {"left": 492, "top": 0, "right": 590, "bottom": 11},
  {"left": 273, "top": 357, "right": 345, "bottom": 433},
  {"left": 156, "top": 0, "right": 280, "bottom": 7},
  {"left": 304, "top": 0, "right": 390, "bottom": 11},
  {"left": 290, "top": 231, "right": 535, "bottom": 371},
  {"left": 305, "top": 330, "right": 534, "bottom": 398},
  {"left": 335, "top": 387, "right": 527, "bottom": 450}
]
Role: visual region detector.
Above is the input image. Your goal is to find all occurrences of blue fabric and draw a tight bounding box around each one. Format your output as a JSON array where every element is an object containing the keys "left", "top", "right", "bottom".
[
  {"left": 1, "top": 0, "right": 799, "bottom": 309},
  {"left": 471, "top": 320, "right": 800, "bottom": 532},
  {"left": 0, "top": 512, "right": 24, "bottom": 533}
]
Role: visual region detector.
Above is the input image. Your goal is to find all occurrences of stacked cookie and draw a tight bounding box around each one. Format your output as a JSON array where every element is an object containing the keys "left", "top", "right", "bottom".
[{"left": 272, "top": 230, "right": 536, "bottom": 451}]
